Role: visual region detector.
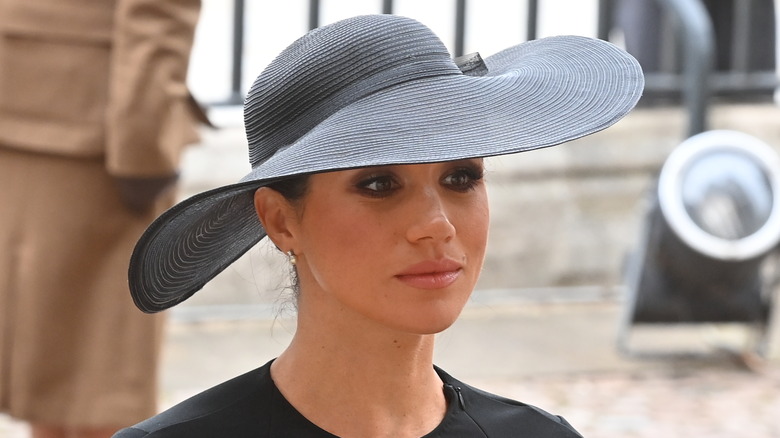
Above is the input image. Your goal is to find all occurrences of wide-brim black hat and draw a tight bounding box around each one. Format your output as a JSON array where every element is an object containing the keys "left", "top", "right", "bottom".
[{"left": 129, "top": 14, "right": 644, "bottom": 313}]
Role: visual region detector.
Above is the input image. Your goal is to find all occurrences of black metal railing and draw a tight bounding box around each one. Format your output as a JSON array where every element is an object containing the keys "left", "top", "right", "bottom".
[
  {"left": 616, "top": 0, "right": 778, "bottom": 136},
  {"left": 217, "top": 0, "right": 778, "bottom": 137},
  {"left": 649, "top": 0, "right": 715, "bottom": 137}
]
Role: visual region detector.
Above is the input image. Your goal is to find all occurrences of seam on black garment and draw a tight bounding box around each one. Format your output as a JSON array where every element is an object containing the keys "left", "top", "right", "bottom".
[
  {"left": 115, "top": 427, "right": 151, "bottom": 438},
  {"left": 460, "top": 407, "right": 491, "bottom": 436},
  {"left": 438, "top": 367, "right": 583, "bottom": 437},
  {"left": 450, "top": 384, "right": 491, "bottom": 437}
]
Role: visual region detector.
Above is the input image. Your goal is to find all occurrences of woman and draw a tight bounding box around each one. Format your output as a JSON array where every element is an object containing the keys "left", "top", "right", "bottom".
[{"left": 115, "top": 14, "right": 643, "bottom": 437}]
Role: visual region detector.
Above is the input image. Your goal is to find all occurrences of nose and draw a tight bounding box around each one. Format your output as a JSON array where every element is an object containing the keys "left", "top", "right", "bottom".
[{"left": 405, "top": 188, "right": 456, "bottom": 243}]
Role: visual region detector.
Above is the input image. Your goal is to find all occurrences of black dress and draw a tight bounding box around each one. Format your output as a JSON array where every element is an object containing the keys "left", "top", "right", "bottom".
[{"left": 113, "top": 360, "right": 582, "bottom": 437}]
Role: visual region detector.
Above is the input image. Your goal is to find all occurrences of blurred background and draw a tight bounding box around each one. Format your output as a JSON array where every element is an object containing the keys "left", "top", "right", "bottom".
[{"left": 4, "top": 0, "right": 780, "bottom": 436}]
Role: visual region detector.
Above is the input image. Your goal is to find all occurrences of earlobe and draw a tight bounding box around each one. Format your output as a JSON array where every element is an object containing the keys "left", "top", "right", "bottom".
[{"left": 254, "top": 187, "right": 297, "bottom": 250}]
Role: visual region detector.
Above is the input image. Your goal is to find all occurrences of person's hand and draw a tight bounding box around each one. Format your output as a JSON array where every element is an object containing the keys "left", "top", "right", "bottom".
[{"left": 114, "top": 174, "right": 179, "bottom": 215}]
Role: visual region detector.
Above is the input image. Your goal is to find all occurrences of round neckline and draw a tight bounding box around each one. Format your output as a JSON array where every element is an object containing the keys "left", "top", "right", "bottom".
[{"left": 266, "top": 361, "right": 463, "bottom": 437}]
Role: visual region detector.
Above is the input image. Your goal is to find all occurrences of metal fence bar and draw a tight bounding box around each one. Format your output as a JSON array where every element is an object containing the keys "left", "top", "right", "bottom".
[
  {"left": 454, "top": 0, "right": 466, "bottom": 56},
  {"left": 382, "top": 0, "right": 393, "bottom": 15},
  {"left": 226, "top": 0, "right": 245, "bottom": 105},
  {"left": 597, "top": 0, "right": 613, "bottom": 40},
  {"left": 309, "top": 0, "right": 320, "bottom": 30},
  {"left": 731, "top": 0, "right": 753, "bottom": 73},
  {"left": 526, "top": 0, "right": 538, "bottom": 41}
]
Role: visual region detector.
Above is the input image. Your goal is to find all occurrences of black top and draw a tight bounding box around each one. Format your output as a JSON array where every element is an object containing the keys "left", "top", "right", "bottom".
[{"left": 113, "top": 360, "right": 582, "bottom": 437}]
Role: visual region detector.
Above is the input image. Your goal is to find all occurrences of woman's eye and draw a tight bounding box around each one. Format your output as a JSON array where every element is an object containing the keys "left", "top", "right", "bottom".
[
  {"left": 443, "top": 168, "right": 483, "bottom": 192},
  {"left": 357, "top": 175, "right": 398, "bottom": 196}
]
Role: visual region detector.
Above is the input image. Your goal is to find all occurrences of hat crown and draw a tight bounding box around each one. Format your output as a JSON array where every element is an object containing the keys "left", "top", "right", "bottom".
[{"left": 244, "top": 15, "right": 461, "bottom": 167}]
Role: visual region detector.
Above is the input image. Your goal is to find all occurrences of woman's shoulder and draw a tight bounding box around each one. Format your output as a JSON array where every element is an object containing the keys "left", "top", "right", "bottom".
[
  {"left": 112, "top": 360, "right": 276, "bottom": 438},
  {"left": 435, "top": 366, "right": 583, "bottom": 437}
]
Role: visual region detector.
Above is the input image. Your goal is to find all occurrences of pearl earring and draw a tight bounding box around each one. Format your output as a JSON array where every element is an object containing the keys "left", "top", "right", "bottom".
[{"left": 287, "top": 250, "right": 297, "bottom": 266}]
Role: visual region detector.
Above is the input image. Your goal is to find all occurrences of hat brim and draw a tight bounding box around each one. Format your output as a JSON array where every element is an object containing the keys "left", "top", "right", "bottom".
[{"left": 129, "top": 35, "right": 643, "bottom": 313}]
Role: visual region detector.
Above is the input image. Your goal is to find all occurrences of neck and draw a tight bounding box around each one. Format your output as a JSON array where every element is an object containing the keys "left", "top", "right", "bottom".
[
  {"left": 270, "top": 296, "right": 447, "bottom": 437},
  {"left": 278, "top": 316, "right": 439, "bottom": 393}
]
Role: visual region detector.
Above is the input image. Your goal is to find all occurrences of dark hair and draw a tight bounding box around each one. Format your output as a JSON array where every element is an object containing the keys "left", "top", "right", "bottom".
[
  {"left": 266, "top": 174, "right": 310, "bottom": 203},
  {"left": 264, "top": 174, "right": 311, "bottom": 302}
]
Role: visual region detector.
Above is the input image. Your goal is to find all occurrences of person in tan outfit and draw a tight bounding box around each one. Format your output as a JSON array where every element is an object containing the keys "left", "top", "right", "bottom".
[{"left": 0, "top": 0, "right": 204, "bottom": 436}]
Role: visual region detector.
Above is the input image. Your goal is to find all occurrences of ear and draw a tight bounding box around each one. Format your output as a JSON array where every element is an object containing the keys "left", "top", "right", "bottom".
[{"left": 254, "top": 187, "right": 299, "bottom": 252}]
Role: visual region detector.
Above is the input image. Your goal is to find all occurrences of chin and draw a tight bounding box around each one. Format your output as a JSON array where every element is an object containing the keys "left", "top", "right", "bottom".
[{"left": 393, "top": 310, "right": 463, "bottom": 335}]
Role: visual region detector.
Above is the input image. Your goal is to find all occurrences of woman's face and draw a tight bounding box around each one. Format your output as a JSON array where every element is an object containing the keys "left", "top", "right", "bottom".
[{"left": 289, "top": 159, "right": 489, "bottom": 335}]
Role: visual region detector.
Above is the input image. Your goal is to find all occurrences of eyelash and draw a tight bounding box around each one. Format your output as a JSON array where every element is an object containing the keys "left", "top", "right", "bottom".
[
  {"left": 357, "top": 175, "right": 398, "bottom": 197},
  {"left": 356, "top": 165, "right": 484, "bottom": 198},
  {"left": 444, "top": 166, "right": 484, "bottom": 192}
]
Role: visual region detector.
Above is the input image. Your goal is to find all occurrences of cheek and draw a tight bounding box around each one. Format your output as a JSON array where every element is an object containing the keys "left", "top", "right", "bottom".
[
  {"left": 299, "top": 203, "right": 387, "bottom": 285},
  {"left": 324, "top": 217, "right": 378, "bottom": 257},
  {"left": 458, "top": 194, "right": 490, "bottom": 261},
  {"left": 469, "top": 212, "right": 489, "bottom": 252}
]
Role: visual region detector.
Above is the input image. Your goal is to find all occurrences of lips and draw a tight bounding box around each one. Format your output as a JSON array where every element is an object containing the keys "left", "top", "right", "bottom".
[{"left": 395, "top": 259, "right": 463, "bottom": 289}]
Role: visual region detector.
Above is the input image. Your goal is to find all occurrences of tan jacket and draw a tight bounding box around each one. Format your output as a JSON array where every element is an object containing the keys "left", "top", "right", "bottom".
[{"left": 0, "top": 0, "right": 202, "bottom": 178}]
